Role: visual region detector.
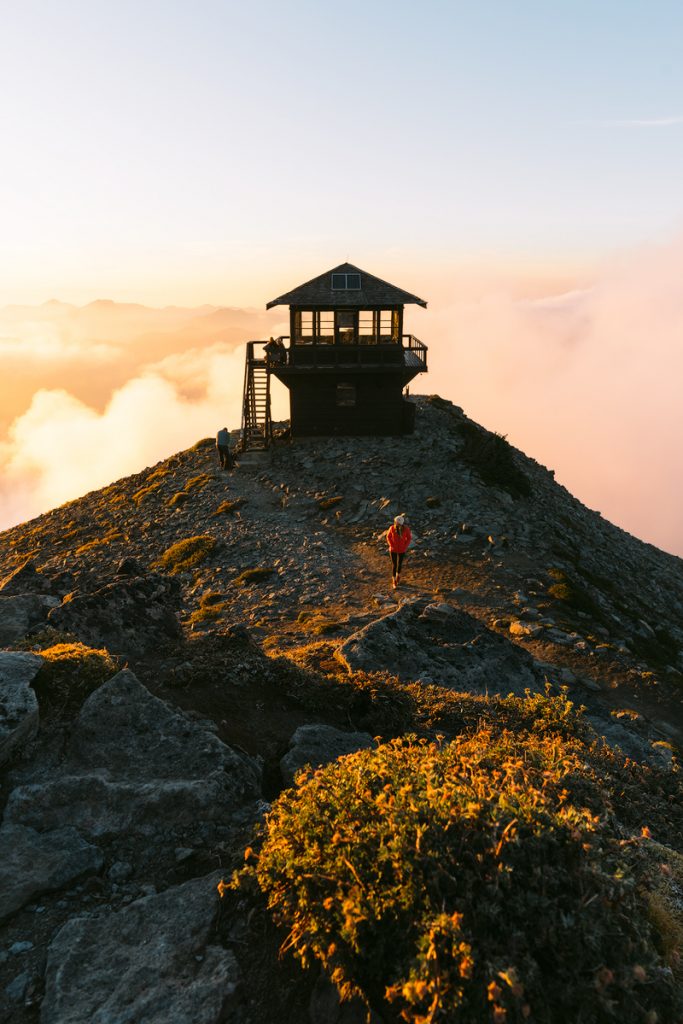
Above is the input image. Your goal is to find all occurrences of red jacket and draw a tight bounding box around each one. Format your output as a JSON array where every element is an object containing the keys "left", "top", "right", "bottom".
[{"left": 387, "top": 524, "right": 411, "bottom": 553}]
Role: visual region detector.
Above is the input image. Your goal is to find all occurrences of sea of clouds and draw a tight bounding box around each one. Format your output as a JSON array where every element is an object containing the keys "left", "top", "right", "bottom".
[{"left": 1, "top": 236, "right": 682, "bottom": 558}]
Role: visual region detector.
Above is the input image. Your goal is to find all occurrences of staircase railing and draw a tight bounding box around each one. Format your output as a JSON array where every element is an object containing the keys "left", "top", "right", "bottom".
[{"left": 241, "top": 341, "right": 272, "bottom": 451}]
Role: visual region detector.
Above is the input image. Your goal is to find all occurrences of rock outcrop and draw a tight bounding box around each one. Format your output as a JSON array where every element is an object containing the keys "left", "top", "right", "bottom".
[
  {"left": 0, "top": 594, "right": 60, "bottom": 647},
  {"left": 0, "top": 652, "right": 42, "bottom": 765},
  {"left": 337, "top": 598, "right": 543, "bottom": 695},
  {"left": 280, "top": 724, "right": 375, "bottom": 787},
  {"left": 41, "top": 872, "right": 240, "bottom": 1024},
  {"left": 0, "top": 825, "right": 102, "bottom": 923},
  {"left": 48, "top": 574, "right": 182, "bottom": 656},
  {"left": 5, "top": 670, "right": 261, "bottom": 838},
  {"left": 0, "top": 396, "right": 681, "bottom": 1023}
]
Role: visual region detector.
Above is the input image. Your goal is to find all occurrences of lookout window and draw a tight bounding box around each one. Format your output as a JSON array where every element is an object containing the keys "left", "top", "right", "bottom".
[
  {"left": 336, "top": 383, "right": 356, "bottom": 407},
  {"left": 332, "top": 273, "right": 361, "bottom": 290}
]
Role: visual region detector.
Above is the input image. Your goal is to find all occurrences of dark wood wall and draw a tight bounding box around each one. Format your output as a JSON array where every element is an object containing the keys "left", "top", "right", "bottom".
[{"left": 288, "top": 373, "right": 412, "bottom": 437}]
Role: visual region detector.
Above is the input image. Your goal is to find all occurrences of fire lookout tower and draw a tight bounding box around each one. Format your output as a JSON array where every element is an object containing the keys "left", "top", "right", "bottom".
[{"left": 241, "top": 263, "right": 428, "bottom": 449}]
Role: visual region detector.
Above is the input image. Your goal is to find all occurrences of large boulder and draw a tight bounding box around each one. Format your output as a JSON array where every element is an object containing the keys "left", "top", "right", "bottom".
[
  {"left": 48, "top": 573, "right": 182, "bottom": 656},
  {"left": 0, "top": 824, "right": 102, "bottom": 923},
  {"left": 5, "top": 670, "right": 262, "bottom": 837},
  {"left": 0, "top": 594, "right": 60, "bottom": 646},
  {"left": 336, "top": 598, "right": 544, "bottom": 696},
  {"left": 41, "top": 872, "right": 240, "bottom": 1024},
  {"left": 280, "top": 724, "right": 375, "bottom": 787},
  {"left": 0, "top": 560, "right": 55, "bottom": 596},
  {"left": 0, "top": 651, "right": 42, "bottom": 764}
]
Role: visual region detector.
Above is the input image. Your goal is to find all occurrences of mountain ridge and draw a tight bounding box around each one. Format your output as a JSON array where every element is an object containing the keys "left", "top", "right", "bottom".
[{"left": 0, "top": 394, "right": 681, "bottom": 1021}]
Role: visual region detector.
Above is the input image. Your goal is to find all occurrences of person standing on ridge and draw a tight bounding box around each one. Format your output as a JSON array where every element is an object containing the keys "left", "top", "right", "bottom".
[
  {"left": 387, "top": 514, "right": 411, "bottom": 589},
  {"left": 216, "top": 426, "right": 232, "bottom": 471}
]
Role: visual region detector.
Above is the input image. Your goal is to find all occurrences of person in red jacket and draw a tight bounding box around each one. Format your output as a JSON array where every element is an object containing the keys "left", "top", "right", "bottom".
[{"left": 387, "top": 514, "right": 411, "bottom": 589}]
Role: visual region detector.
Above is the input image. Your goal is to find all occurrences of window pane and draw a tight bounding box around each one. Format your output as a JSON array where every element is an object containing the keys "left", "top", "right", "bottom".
[
  {"left": 346, "top": 273, "right": 361, "bottom": 289},
  {"left": 379, "top": 310, "right": 393, "bottom": 339},
  {"left": 358, "top": 312, "right": 374, "bottom": 336},
  {"left": 300, "top": 311, "right": 313, "bottom": 339},
  {"left": 331, "top": 273, "right": 346, "bottom": 289},
  {"left": 318, "top": 312, "right": 334, "bottom": 344}
]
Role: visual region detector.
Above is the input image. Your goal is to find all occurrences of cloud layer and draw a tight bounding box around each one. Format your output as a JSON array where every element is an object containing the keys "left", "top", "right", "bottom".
[
  {"left": 1, "top": 243, "right": 682, "bottom": 559},
  {"left": 424, "top": 235, "right": 683, "bottom": 556}
]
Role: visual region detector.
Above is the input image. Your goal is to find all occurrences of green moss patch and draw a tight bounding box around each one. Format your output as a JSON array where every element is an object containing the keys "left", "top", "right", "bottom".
[
  {"left": 184, "top": 472, "right": 216, "bottom": 492},
  {"left": 33, "top": 642, "right": 119, "bottom": 713},
  {"left": 318, "top": 495, "right": 343, "bottom": 511},
  {"left": 74, "top": 530, "right": 125, "bottom": 555},
  {"left": 189, "top": 590, "right": 228, "bottom": 625},
  {"left": 132, "top": 481, "right": 163, "bottom": 505},
  {"left": 154, "top": 535, "right": 218, "bottom": 574},
  {"left": 214, "top": 498, "right": 246, "bottom": 515},
  {"left": 234, "top": 567, "right": 275, "bottom": 587},
  {"left": 168, "top": 491, "right": 190, "bottom": 507}
]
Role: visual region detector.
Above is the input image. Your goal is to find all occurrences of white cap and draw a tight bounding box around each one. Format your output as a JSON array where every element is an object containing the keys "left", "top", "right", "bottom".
[{"left": 394, "top": 514, "right": 405, "bottom": 526}]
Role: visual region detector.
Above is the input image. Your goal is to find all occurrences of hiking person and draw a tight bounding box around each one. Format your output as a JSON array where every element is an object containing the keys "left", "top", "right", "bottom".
[
  {"left": 216, "top": 426, "right": 232, "bottom": 471},
  {"left": 387, "top": 514, "right": 411, "bottom": 589},
  {"left": 264, "top": 337, "right": 280, "bottom": 365},
  {"left": 274, "top": 336, "right": 287, "bottom": 364}
]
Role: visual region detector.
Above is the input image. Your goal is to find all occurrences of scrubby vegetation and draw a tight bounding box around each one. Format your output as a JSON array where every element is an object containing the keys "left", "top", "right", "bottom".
[
  {"left": 546, "top": 566, "right": 605, "bottom": 620},
  {"left": 168, "top": 491, "right": 190, "bottom": 507},
  {"left": 234, "top": 567, "right": 275, "bottom": 587},
  {"left": 457, "top": 422, "right": 532, "bottom": 499},
  {"left": 295, "top": 610, "right": 343, "bottom": 635},
  {"left": 318, "top": 495, "right": 343, "bottom": 511},
  {"left": 131, "top": 481, "right": 164, "bottom": 505},
  {"left": 184, "top": 472, "right": 216, "bottom": 492},
  {"left": 189, "top": 590, "right": 228, "bottom": 624},
  {"left": 75, "top": 529, "right": 125, "bottom": 555},
  {"left": 214, "top": 497, "right": 247, "bottom": 515},
  {"left": 154, "top": 535, "right": 217, "bottom": 574},
  {"left": 32, "top": 642, "right": 119, "bottom": 713},
  {"left": 236, "top": 716, "right": 679, "bottom": 1023}
]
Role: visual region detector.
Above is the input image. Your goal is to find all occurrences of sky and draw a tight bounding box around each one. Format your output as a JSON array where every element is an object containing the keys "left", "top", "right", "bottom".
[{"left": 1, "top": 1, "right": 683, "bottom": 556}]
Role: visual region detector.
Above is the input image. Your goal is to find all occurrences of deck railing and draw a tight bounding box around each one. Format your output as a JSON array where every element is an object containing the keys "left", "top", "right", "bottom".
[{"left": 264, "top": 334, "right": 427, "bottom": 371}]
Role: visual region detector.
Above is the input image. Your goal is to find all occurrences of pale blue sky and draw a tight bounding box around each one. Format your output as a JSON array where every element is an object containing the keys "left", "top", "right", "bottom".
[{"left": 2, "top": 0, "right": 683, "bottom": 303}]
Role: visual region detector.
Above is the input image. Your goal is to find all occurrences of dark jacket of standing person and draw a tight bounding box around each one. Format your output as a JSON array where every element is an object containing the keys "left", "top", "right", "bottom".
[{"left": 216, "top": 427, "right": 232, "bottom": 470}]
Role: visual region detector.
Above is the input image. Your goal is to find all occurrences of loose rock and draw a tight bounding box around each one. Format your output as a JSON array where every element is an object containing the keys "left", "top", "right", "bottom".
[
  {"left": 0, "top": 825, "right": 102, "bottom": 924},
  {"left": 41, "top": 872, "right": 240, "bottom": 1024},
  {"left": 280, "top": 724, "right": 375, "bottom": 787},
  {"left": 0, "top": 652, "right": 42, "bottom": 765}
]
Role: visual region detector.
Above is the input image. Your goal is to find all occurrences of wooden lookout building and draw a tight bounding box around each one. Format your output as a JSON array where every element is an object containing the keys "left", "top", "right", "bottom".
[{"left": 241, "top": 263, "right": 428, "bottom": 448}]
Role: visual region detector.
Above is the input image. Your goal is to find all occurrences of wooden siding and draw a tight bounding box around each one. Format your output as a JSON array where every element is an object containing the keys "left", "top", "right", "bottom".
[{"left": 286, "top": 374, "right": 413, "bottom": 437}]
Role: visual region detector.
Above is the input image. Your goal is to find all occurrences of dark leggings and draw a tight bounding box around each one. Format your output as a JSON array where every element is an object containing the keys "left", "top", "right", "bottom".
[{"left": 391, "top": 551, "right": 405, "bottom": 575}]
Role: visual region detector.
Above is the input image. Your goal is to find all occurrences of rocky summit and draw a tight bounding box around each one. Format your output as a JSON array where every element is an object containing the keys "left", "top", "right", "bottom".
[{"left": 0, "top": 394, "right": 681, "bottom": 1023}]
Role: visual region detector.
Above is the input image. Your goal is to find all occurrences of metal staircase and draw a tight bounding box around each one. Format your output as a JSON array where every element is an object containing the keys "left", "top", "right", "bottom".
[{"left": 241, "top": 341, "right": 272, "bottom": 450}]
